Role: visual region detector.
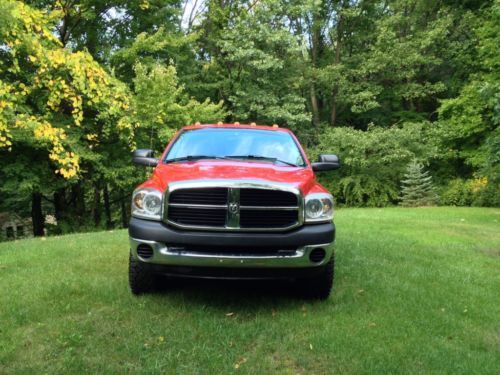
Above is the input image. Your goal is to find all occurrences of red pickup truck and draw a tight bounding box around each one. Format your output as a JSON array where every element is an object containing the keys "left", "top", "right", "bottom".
[{"left": 129, "top": 123, "right": 340, "bottom": 299}]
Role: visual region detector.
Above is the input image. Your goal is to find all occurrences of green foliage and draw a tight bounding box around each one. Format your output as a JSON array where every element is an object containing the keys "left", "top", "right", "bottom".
[
  {"left": 440, "top": 177, "right": 500, "bottom": 207},
  {"left": 440, "top": 179, "right": 474, "bottom": 206},
  {"left": 110, "top": 27, "right": 199, "bottom": 85},
  {"left": 310, "top": 123, "right": 438, "bottom": 207},
  {"left": 132, "top": 62, "right": 226, "bottom": 148},
  {"left": 0, "top": 0, "right": 134, "bottom": 179},
  {"left": 400, "top": 160, "right": 438, "bottom": 207},
  {"left": 195, "top": 0, "right": 310, "bottom": 128},
  {"left": 437, "top": 1, "right": 499, "bottom": 196}
]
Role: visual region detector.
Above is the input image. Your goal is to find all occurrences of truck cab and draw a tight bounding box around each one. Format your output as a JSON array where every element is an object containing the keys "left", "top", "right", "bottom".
[{"left": 129, "top": 123, "right": 340, "bottom": 299}]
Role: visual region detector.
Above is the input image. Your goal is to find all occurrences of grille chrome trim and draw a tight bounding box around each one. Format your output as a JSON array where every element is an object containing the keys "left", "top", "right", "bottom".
[
  {"left": 240, "top": 206, "right": 298, "bottom": 210},
  {"left": 168, "top": 203, "right": 228, "bottom": 209},
  {"left": 163, "top": 179, "right": 304, "bottom": 232}
]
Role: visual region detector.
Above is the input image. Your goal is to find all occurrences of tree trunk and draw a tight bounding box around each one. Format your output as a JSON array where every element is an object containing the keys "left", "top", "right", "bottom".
[
  {"left": 93, "top": 182, "right": 102, "bottom": 227},
  {"left": 310, "top": 84, "right": 320, "bottom": 126},
  {"left": 330, "top": 3, "right": 345, "bottom": 127},
  {"left": 71, "top": 182, "right": 85, "bottom": 218},
  {"left": 310, "top": 23, "right": 321, "bottom": 126},
  {"left": 330, "top": 90, "right": 338, "bottom": 126},
  {"left": 53, "top": 188, "right": 67, "bottom": 223},
  {"left": 120, "top": 190, "right": 128, "bottom": 228},
  {"left": 103, "top": 183, "right": 112, "bottom": 229},
  {"left": 31, "top": 192, "right": 44, "bottom": 237}
]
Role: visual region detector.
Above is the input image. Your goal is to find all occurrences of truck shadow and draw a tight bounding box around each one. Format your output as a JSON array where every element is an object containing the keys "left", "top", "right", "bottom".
[{"left": 152, "top": 276, "right": 314, "bottom": 308}]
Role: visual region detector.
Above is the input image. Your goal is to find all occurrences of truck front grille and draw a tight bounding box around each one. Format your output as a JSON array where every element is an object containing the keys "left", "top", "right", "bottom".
[
  {"left": 239, "top": 209, "right": 298, "bottom": 228},
  {"left": 165, "top": 184, "right": 302, "bottom": 231},
  {"left": 240, "top": 188, "right": 297, "bottom": 206},
  {"left": 170, "top": 188, "right": 227, "bottom": 205},
  {"left": 167, "top": 206, "right": 227, "bottom": 226}
]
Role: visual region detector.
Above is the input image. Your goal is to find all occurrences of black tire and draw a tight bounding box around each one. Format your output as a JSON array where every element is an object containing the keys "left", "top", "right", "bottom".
[
  {"left": 129, "top": 254, "right": 154, "bottom": 295},
  {"left": 297, "top": 254, "right": 335, "bottom": 300}
]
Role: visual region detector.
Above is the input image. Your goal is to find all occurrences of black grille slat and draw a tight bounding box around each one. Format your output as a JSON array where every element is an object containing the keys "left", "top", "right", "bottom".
[
  {"left": 240, "top": 188, "right": 297, "bottom": 207},
  {"left": 168, "top": 206, "right": 226, "bottom": 226},
  {"left": 169, "top": 188, "right": 228, "bottom": 205},
  {"left": 240, "top": 209, "right": 298, "bottom": 228}
]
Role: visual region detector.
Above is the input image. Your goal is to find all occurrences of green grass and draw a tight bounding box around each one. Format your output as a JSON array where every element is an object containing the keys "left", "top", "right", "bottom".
[{"left": 1, "top": 207, "right": 499, "bottom": 374}]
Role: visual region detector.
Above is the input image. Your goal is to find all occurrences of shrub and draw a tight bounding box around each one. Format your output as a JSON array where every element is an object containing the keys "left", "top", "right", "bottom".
[
  {"left": 440, "top": 178, "right": 500, "bottom": 207},
  {"left": 308, "top": 123, "right": 438, "bottom": 207},
  {"left": 439, "top": 179, "right": 473, "bottom": 206}
]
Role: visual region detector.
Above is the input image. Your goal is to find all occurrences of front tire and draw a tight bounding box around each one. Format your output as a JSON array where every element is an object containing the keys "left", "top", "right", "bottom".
[
  {"left": 298, "top": 254, "right": 335, "bottom": 300},
  {"left": 129, "top": 254, "right": 154, "bottom": 295}
]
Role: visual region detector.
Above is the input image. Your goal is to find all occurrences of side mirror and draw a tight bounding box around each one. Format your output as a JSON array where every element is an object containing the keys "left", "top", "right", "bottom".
[
  {"left": 312, "top": 154, "right": 340, "bottom": 172},
  {"left": 132, "top": 149, "right": 159, "bottom": 167}
]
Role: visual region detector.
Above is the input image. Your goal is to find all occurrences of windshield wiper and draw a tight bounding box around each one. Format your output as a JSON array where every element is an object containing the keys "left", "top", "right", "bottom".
[
  {"left": 165, "top": 155, "right": 229, "bottom": 163},
  {"left": 165, "top": 154, "right": 300, "bottom": 167},
  {"left": 227, "top": 155, "right": 299, "bottom": 167}
]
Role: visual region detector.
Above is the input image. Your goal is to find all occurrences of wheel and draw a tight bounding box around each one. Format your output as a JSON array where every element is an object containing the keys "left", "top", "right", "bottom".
[
  {"left": 297, "top": 254, "right": 335, "bottom": 300},
  {"left": 129, "top": 254, "right": 154, "bottom": 295}
]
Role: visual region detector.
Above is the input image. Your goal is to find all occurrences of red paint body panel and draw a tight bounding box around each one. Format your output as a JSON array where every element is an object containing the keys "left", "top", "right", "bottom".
[{"left": 139, "top": 124, "right": 329, "bottom": 196}]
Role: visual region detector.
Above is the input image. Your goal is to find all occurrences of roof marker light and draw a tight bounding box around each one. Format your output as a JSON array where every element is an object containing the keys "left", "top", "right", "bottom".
[
  {"left": 250, "top": 122, "right": 256, "bottom": 126},
  {"left": 234, "top": 122, "right": 240, "bottom": 125},
  {"left": 272, "top": 124, "right": 279, "bottom": 128},
  {"left": 217, "top": 121, "right": 223, "bottom": 125}
]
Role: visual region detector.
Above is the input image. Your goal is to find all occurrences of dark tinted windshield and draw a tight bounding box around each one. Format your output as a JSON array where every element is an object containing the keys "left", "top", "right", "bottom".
[{"left": 165, "top": 128, "right": 306, "bottom": 167}]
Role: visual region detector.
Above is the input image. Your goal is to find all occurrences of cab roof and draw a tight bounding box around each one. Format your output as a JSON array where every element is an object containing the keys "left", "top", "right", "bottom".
[{"left": 181, "top": 123, "right": 293, "bottom": 134}]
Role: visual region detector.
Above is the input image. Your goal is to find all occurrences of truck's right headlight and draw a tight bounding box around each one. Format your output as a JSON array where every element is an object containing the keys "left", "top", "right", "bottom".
[
  {"left": 131, "top": 188, "right": 163, "bottom": 220},
  {"left": 304, "top": 193, "right": 334, "bottom": 223}
]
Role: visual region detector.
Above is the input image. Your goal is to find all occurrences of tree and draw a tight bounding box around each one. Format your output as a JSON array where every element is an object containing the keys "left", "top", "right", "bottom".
[
  {"left": 132, "top": 62, "right": 227, "bottom": 149},
  {"left": 194, "top": 0, "right": 310, "bottom": 128},
  {"left": 0, "top": 0, "right": 134, "bottom": 234},
  {"left": 25, "top": 0, "right": 184, "bottom": 61},
  {"left": 400, "top": 160, "right": 438, "bottom": 207},
  {"left": 436, "top": 0, "right": 499, "bottom": 205}
]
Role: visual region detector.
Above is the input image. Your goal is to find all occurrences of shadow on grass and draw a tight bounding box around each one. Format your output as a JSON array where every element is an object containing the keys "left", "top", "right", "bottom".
[{"left": 150, "top": 276, "right": 316, "bottom": 310}]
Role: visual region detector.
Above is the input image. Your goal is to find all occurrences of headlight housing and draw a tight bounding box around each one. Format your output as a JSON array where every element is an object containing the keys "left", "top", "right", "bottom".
[
  {"left": 304, "top": 193, "right": 334, "bottom": 223},
  {"left": 131, "top": 188, "right": 163, "bottom": 220}
]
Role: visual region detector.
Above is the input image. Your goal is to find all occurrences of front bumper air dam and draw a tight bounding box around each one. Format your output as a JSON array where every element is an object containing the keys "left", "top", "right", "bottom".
[{"left": 128, "top": 217, "right": 335, "bottom": 269}]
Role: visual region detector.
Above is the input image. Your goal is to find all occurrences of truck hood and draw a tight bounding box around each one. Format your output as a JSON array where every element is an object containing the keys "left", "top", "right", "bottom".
[{"left": 143, "top": 160, "right": 318, "bottom": 194}]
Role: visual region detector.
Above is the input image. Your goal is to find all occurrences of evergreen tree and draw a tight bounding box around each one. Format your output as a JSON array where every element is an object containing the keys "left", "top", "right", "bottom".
[{"left": 400, "top": 160, "right": 438, "bottom": 207}]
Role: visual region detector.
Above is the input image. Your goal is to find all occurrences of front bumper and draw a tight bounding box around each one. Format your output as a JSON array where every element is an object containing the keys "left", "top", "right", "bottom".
[{"left": 128, "top": 217, "right": 335, "bottom": 269}]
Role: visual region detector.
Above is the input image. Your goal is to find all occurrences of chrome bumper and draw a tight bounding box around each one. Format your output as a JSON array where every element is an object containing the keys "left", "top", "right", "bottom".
[{"left": 129, "top": 237, "right": 333, "bottom": 268}]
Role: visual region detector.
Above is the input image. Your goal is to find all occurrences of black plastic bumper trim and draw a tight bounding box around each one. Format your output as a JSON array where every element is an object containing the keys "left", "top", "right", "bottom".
[{"left": 129, "top": 217, "right": 335, "bottom": 248}]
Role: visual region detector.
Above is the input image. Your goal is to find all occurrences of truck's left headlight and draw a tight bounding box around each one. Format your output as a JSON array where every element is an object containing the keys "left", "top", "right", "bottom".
[
  {"left": 131, "top": 188, "right": 163, "bottom": 220},
  {"left": 304, "top": 193, "right": 334, "bottom": 223}
]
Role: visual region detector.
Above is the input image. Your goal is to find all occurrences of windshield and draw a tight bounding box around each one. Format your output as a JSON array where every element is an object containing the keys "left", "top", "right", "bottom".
[{"left": 164, "top": 128, "right": 306, "bottom": 167}]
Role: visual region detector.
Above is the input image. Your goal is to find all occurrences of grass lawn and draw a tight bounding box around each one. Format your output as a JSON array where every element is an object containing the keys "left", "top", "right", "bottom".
[{"left": 0, "top": 207, "right": 499, "bottom": 374}]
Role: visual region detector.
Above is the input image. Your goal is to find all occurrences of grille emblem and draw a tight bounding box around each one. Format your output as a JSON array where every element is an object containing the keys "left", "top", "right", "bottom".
[
  {"left": 228, "top": 202, "right": 240, "bottom": 214},
  {"left": 226, "top": 187, "right": 240, "bottom": 228}
]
